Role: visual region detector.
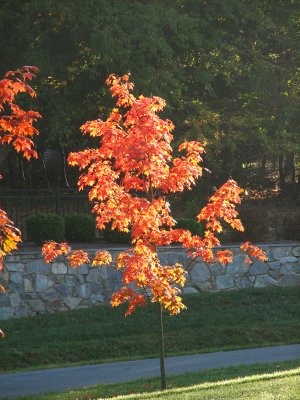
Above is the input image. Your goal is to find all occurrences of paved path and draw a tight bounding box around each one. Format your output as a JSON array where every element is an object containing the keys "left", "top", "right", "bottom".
[{"left": 1, "top": 344, "right": 300, "bottom": 398}]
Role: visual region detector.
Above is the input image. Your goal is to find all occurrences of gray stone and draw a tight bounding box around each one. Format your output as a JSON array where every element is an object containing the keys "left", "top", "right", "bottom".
[
  {"left": 24, "top": 278, "right": 33, "bottom": 292},
  {"left": 254, "top": 275, "right": 279, "bottom": 288},
  {"left": 9, "top": 293, "right": 20, "bottom": 307},
  {"left": 0, "top": 307, "right": 13, "bottom": 320},
  {"left": 26, "top": 259, "right": 50, "bottom": 274},
  {"left": 280, "top": 264, "right": 295, "bottom": 275},
  {"left": 109, "top": 281, "right": 122, "bottom": 291},
  {"left": 0, "top": 293, "right": 10, "bottom": 306},
  {"left": 64, "top": 297, "right": 82, "bottom": 310},
  {"left": 263, "top": 247, "right": 274, "bottom": 262},
  {"left": 35, "top": 275, "right": 54, "bottom": 292},
  {"left": 86, "top": 268, "right": 102, "bottom": 282},
  {"left": 177, "top": 252, "right": 189, "bottom": 264},
  {"left": 197, "top": 281, "right": 212, "bottom": 292},
  {"left": 182, "top": 286, "right": 199, "bottom": 294},
  {"left": 226, "top": 255, "right": 249, "bottom": 277},
  {"left": 28, "top": 299, "right": 45, "bottom": 312},
  {"left": 158, "top": 252, "right": 177, "bottom": 265},
  {"left": 91, "top": 293, "right": 104, "bottom": 304},
  {"left": 215, "top": 275, "right": 234, "bottom": 290},
  {"left": 269, "top": 269, "right": 280, "bottom": 279},
  {"left": 99, "top": 266, "right": 108, "bottom": 280},
  {"left": 51, "top": 262, "right": 67, "bottom": 275},
  {"left": 292, "top": 246, "right": 300, "bottom": 257},
  {"left": 0, "top": 272, "right": 9, "bottom": 282},
  {"left": 10, "top": 272, "right": 23, "bottom": 284},
  {"left": 268, "top": 261, "right": 281, "bottom": 270},
  {"left": 75, "top": 284, "right": 90, "bottom": 299},
  {"left": 79, "top": 299, "right": 90, "bottom": 307},
  {"left": 64, "top": 275, "right": 76, "bottom": 286},
  {"left": 280, "top": 274, "right": 300, "bottom": 287},
  {"left": 102, "top": 289, "right": 113, "bottom": 302},
  {"left": 293, "top": 263, "right": 300, "bottom": 273},
  {"left": 40, "top": 288, "right": 57, "bottom": 301},
  {"left": 46, "top": 300, "right": 67, "bottom": 312},
  {"left": 77, "top": 274, "right": 86, "bottom": 284},
  {"left": 68, "top": 264, "right": 88, "bottom": 274},
  {"left": 272, "top": 246, "right": 292, "bottom": 260},
  {"left": 4, "top": 263, "right": 24, "bottom": 272},
  {"left": 10, "top": 283, "right": 23, "bottom": 293},
  {"left": 56, "top": 284, "right": 69, "bottom": 298},
  {"left": 190, "top": 262, "right": 211, "bottom": 282},
  {"left": 66, "top": 274, "right": 86, "bottom": 286},
  {"left": 249, "top": 260, "right": 268, "bottom": 275},
  {"left": 54, "top": 274, "right": 65, "bottom": 283},
  {"left": 280, "top": 256, "right": 297, "bottom": 264},
  {"left": 90, "top": 283, "right": 102, "bottom": 293},
  {"left": 235, "top": 277, "right": 253, "bottom": 289},
  {"left": 107, "top": 268, "right": 122, "bottom": 280},
  {"left": 208, "top": 263, "right": 226, "bottom": 275},
  {"left": 5, "top": 255, "right": 20, "bottom": 262},
  {"left": 22, "top": 293, "right": 38, "bottom": 300},
  {"left": 15, "top": 304, "right": 30, "bottom": 318}
]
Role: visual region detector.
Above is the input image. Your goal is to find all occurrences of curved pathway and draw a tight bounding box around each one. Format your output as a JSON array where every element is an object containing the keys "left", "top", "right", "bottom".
[{"left": 1, "top": 344, "right": 300, "bottom": 398}]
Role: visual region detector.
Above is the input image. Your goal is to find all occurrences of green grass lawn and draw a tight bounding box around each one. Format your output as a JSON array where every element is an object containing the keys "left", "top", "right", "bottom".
[
  {"left": 0, "top": 286, "right": 299, "bottom": 372},
  {"left": 9, "top": 360, "right": 300, "bottom": 400}
]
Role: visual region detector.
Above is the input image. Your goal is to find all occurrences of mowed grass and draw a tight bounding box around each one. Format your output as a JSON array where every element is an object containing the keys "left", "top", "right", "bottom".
[
  {"left": 9, "top": 360, "right": 300, "bottom": 400},
  {"left": 0, "top": 287, "right": 299, "bottom": 372}
]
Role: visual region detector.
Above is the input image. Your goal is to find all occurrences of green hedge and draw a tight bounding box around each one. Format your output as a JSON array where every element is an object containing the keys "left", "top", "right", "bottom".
[
  {"left": 102, "top": 227, "right": 131, "bottom": 244},
  {"left": 65, "top": 214, "right": 96, "bottom": 243},
  {"left": 175, "top": 218, "right": 203, "bottom": 236},
  {"left": 27, "top": 213, "right": 65, "bottom": 244}
]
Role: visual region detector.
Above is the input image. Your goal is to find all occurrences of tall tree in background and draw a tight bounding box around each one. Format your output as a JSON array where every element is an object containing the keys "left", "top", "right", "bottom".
[{"left": 1, "top": 0, "right": 299, "bottom": 192}]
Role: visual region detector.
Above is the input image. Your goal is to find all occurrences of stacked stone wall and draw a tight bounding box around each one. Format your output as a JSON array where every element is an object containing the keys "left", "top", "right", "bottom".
[{"left": 0, "top": 243, "right": 300, "bottom": 320}]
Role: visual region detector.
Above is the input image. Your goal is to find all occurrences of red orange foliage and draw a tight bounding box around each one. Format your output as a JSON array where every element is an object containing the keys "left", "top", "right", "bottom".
[
  {"left": 0, "top": 66, "right": 40, "bottom": 270},
  {"left": 43, "top": 73, "right": 266, "bottom": 316},
  {"left": 0, "top": 66, "right": 41, "bottom": 160},
  {"left": 0, "top": 66, "right": 40, "bottom": 336}
]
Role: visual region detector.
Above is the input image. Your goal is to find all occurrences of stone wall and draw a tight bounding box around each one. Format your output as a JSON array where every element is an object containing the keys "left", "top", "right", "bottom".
[{"left": 0, "top": 243, "right": 300, "bottom": 320}]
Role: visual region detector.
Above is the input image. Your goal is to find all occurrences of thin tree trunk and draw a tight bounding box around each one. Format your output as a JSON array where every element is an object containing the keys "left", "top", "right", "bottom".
[
  {"left": 286, "top": 152, "right": 296, "bottom": 185},
  {"left": 259, "top": 155, "right": 267, "bottom": 180},
  {"left": 158, "top": 303, "right": 166, "bottom": 390},
  {"left": 278, "top": 154, "right": 285, "bottom": 192}
]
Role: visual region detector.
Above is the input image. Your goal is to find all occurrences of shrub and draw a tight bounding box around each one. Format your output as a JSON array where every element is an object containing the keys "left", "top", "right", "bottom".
[
  {"left": 282, "top": 212, "right": 300, "bottom": 240},
  {"left": 65, "top": 214, "right": 96, "bottom": 243},
  {"left": 102, "top": 227, "right": 131, "bottom": 244},
  {"left": 226, "top": 206, "right": 267, "bottom": 242},
  {"left": 175, "top": 218, "right": 203, "bottom": 236},
  {"left": 27, "top": 213, "right": 65, "bottom": 244}
]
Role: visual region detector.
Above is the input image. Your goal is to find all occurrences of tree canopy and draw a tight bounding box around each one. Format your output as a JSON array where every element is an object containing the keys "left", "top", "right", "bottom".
[{"left": 0, "top": 0, "right": 299, "bottom": 195}]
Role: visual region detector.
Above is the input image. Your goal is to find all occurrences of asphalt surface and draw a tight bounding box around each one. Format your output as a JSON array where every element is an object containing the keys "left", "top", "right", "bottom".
[{"left": 0, "top": 344, "right": 300, "bottom": 398}]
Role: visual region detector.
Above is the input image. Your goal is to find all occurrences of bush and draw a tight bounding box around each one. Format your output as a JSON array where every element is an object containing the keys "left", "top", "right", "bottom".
[
  {"left": 27, "top": 213, "right": 65, "bottom": 244},
  {"left": 225, "top": 206, "right": 267, "bottom": 243},
  {"left": 282, "top": 212, "right": 300, "bottom": 240},
  {"left": 102, "top": 227, "right": 131, "bottom": 244},
  {"left": 65, "top": 214, "right": 96, "bottom": 243},
  {"left": 175, "top": 218, "right": 203, "bottom": 236}
]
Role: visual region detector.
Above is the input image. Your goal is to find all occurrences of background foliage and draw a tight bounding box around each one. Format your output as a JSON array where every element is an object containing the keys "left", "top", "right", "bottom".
[{"left": 0, "top": 0, "right": 299, "bottom": 208}]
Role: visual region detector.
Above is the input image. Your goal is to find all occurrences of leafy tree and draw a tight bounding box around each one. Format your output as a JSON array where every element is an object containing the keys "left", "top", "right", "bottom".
[
  {"left": 0, "top": 66, "right": 41, "bottom": 336},
  {"left": 42, "top": 73, "right": 266, "bottom": 389},
  {"left": 1, "top": 1, "right": 299, "bottom": 193}
]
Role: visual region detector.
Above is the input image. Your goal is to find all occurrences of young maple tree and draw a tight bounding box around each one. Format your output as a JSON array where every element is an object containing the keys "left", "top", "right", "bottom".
[
  {"left": 42, "top": 73, "right": 266, "bottom": 388},
  {"left": 0, "top": 66, "right": 41, "bottom": 337}
]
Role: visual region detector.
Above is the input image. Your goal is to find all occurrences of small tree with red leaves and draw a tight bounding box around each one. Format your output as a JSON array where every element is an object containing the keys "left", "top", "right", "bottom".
[
  {"left": 43, "top": 73, "right": 266, "bottom": 389},
  {"left": 0, "top": 66, "right": 41, "bottom": 337}
]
